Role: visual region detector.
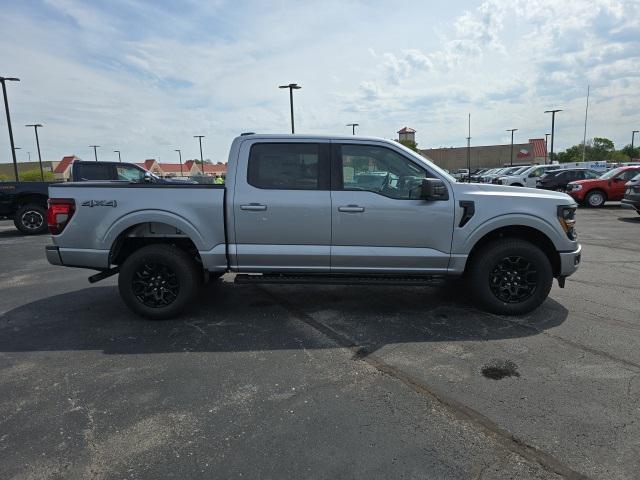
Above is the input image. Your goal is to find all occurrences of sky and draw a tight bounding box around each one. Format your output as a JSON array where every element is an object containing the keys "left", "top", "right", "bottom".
[{"left": 1, "top": 0, "right": 639, "bottom": 165}]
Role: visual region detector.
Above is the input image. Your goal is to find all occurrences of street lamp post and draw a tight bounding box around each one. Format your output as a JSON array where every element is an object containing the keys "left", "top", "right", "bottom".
[
  {"left": 89, "top": 145, "right": 100, "bottom": 161},
  {"left": 544, "top": 133, "right": 550, "bottom": 165},
  {"left": 346, "top": 123, "right": 359, "bottom": 135},
  {"left": 113, "top": 150, "right": 122, "bottom": 162},
  {"left": 632, "top": 130, "right": 639, "bottom": 156},
  {"left": 1, "top": 76, "right": 20, "bottom": 182},
  {"left": 194, "top": 136, "right": 205, "bottom": 170},
  {"left": 279, "top": 83, "right": 301, "bottom": 134},
  {"left": 26, "top": 124, "right": 44, "bottom": 180},
  {"left": 175, "top": 149, "right": 183, "bottom": 176},
  {"left": 506, "top": 128, "right": 518, "bottom": 166},
  {"left": 545, "top": 109, "right": 562, "bottom": 163}
]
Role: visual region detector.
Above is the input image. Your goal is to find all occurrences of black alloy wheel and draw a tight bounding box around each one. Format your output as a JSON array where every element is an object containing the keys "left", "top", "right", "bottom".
[
  {"left": 489, "top": 256, "right": 537, "bottom": 303},
  {"left": 132, "top": 262, "right": 180, "bottom": 308}
]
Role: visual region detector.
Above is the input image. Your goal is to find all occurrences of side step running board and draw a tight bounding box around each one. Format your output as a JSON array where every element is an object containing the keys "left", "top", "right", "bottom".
[{"left": 234, "top": 273, "right": 445, "bottom": 286}]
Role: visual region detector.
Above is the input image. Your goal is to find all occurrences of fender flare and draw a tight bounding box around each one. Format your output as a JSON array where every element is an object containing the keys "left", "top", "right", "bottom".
[
  {"left": 102, "top": 209, "right": 207, "bottom": 250},
  {"left": 457, "top": 213, "right": 566, "bottom": 254}
]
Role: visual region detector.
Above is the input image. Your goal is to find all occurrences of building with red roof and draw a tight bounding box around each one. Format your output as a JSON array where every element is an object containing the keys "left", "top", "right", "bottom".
[{"left": 53, "top": 155, "right": 82, "bottom": 180}]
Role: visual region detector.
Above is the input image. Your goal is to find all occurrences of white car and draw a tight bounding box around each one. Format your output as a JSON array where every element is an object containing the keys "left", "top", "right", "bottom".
[{"left": 498, "top": 164, "right": 563, "bottom": 187}]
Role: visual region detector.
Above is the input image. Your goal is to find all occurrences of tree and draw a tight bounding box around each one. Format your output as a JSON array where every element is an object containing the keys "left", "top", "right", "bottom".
[
  {"left": 0, "top": 173, "right": 10, "bottom": 182},
  {"left": 621, "top": 144, "right": 640, "bottom": 160},
  {"left": 555, "top": 137, "right": 624, "bottom": 163},
  {"left": 396, "top": 139, "right": 420, "bottom": 152}
]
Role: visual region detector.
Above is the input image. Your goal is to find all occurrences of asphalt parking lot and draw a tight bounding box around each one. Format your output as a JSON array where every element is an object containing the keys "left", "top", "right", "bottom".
[{"left": 1, "top": 206, "right": 639, "bottom": 480}]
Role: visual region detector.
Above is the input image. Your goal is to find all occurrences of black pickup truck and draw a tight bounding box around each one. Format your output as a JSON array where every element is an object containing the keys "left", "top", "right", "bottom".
[
  {"left": 1, "top": 161, "right": 194, "bottom": 234},
  {"left": 0, "top": 181, "right": 53, "bottom": 234}
]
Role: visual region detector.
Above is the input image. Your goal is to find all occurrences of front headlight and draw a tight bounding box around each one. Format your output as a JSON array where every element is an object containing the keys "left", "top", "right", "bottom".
[
  {"left": 557, "top": 205, "right": 577, "bottom": 240},
  {"left": 569, "top": 184, "right": 582, "bottom": 191}
]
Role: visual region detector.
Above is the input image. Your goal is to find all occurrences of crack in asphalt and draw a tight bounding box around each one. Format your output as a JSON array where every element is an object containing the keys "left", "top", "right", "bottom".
[{"left": 259, "top": 286, "right": 591, "bottom": 480}]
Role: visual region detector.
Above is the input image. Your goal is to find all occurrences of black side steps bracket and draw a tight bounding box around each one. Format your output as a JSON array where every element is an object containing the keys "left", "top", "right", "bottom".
[{"left": 234, "top": 273, "right": 445, "bottom": 286}]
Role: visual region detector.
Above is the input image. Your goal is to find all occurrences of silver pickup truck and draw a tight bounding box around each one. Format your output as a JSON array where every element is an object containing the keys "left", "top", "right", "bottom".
[{"left": 46, "top": 134, "right": 581, "bottom": 319}]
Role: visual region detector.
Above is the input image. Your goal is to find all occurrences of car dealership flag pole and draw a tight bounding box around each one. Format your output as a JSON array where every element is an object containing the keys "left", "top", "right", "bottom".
[
  {"left": 582, "top": 85, "right": 589, "bottom": 162},
  {"left": 467, "top": 113, "right": 471, "bottom": 183}
]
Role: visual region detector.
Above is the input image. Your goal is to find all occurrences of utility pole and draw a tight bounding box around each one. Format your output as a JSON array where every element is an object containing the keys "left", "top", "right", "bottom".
[
  {"left": 89, "top": 145, "right": 100, "bottom": 161},
  {"left": 1, "top": 76, "right": 20, "bottom": 182},
  {"left": 506, "top": 128, "right": 518, "bottom": 166},
  {"left": 175, "top": 149, "right": 183, "bottom": 176},
  {"left": 279, "top": 83, "right": 301, "bottom": 134},
  {"left": 26, "top": 124, "right": 44, "bottom": 180},
  {"left": 113, "top": 150, "right": 122, "bottom": 162},
  {"left": 544, "top": 133, "right": 550, "bottom": 165},
  {"left": 194, "top": 135, "right": 205, "bottom": 170},
  {"left": 467, "top": 114, "right": 471, "bottom": 182},
  {"left": 346, "top": 123, "right": 359, "bottom": 135},
  {"left": 545, "top": 109, "right": 562, "bottom": 163},
  {"left": 632, "top": 130, "right": 639, "bottom": 157}
]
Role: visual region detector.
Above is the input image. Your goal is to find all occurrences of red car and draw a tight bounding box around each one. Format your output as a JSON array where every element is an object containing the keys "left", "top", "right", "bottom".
[{"left": 566, "top": 166, "right": 640, "bottom": 207}]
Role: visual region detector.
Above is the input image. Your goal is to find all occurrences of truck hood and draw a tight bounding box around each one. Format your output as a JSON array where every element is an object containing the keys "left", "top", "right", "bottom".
[{"left": 453, "top": 182, "right": 575, "bottom": 204}]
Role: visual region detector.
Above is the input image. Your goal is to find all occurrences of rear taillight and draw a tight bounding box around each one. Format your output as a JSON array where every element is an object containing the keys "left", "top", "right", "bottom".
[{"left": 47, "top": 198, "right": 75, "bottom": 235}]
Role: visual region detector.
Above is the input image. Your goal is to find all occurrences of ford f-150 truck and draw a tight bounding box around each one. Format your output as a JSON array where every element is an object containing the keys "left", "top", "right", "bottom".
[{"left": 45, "top": 135, "right": 581, "bottom": 319}]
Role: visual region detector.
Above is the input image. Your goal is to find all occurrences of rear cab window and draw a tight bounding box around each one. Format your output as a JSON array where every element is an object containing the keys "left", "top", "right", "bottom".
[
  {"left": 75, "top": 163, "right": 112, "bottom": 180},
  {"left": 247, "top": 143, "right": 329, "bottom": 190}
]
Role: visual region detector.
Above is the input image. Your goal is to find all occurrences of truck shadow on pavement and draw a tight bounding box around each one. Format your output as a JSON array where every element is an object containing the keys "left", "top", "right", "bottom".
[{"left": 0, "top": 281, "right": 568, "bottom": 356}]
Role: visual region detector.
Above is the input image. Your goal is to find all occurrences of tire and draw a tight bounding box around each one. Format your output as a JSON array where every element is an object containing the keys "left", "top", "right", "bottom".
[
  {"left": 14, "top": 203, "right": 48, "bottom": 235},
  {"left": 467, "top": 239, "right": 553, "bottom": 316},
  {"left": 585, "top": 190, "right": 606, "bottom": 208},
  {"left": 118, "top": 244, "right": 202, "bottom": 320}
]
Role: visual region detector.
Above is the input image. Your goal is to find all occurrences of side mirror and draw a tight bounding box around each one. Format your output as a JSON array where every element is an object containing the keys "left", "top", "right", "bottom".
[
  {"left": 143, "top": 172, "right": 154, "bottom": 183},
  {"left": 421, "top": 178, "right": 449, "bottom": 201}
]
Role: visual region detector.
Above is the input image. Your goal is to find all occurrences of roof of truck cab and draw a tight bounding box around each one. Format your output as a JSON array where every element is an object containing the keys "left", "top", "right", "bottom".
[{"left": 235, "top": 134, "right": 398, "bottom": 142}]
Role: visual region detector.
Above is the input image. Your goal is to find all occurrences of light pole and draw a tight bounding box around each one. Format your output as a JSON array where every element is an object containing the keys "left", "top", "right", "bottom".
[
  {"left": 279, "top": 83, "right": 301, "bottom": 134},
  {"left": 89, "top": 145, "right": 100, "bottom": 161},
  {"left": 194, "top": 136, "right": 205, "bottom": 170},
  {"left": 632, "top": 130, "right": 639, "bottom": 156},
  {"left": 26, "top": 124, "right": 44, "bottom": 180},
  {"left": 113, "top": 150, "right": 121, "bottom": 162},
  {"left": 1, "top": 76, "right": 20, "bottom": 182},
  {"left": 346, "top": 123, "right": 359, "bottom": 135},
  {"left": 506, "top": 128, "right": 518, "bottom": 166},
  {"left": 175, "top": 149, "right": 183, "bottom": 176},
  {"left": 545, "top": 109, "right": 562, "bottom": 163},
  {"left": 544, "top": 133, "right": 550, "bottom": 165}
]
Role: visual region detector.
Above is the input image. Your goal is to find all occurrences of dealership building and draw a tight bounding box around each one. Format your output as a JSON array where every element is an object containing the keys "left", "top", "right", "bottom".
[{"left": 397, "top": 128, "right": 549, "bottom": 171}]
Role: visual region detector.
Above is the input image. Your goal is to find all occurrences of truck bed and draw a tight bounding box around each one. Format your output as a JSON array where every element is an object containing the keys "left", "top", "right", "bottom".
[{"left": 48, "top": 182, "right": 227, "bottom": 271}]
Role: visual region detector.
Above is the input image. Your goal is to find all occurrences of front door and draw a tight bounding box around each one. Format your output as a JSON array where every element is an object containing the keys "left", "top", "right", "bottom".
[
  {"left": 330, "top": 142, "right": 454, "bottom": 273},
  {"left": 233, "top": 140, "right": 331, "bottom": 271},
  {"left": 611, "top": 168, "right": 640, "bottom": 199}
]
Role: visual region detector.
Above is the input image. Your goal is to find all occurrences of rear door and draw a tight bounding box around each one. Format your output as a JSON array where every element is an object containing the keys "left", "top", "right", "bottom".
[
  {"left": 330, "top": 141, "right": 454, "bottom": 273},
  {"left": 233, "top": 140, "right": 332, "bottom": 271}
]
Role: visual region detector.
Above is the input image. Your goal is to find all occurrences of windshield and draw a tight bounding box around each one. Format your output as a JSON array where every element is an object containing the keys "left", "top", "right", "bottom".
[{"left": 599, "top": 167, "right": 624, "bottom": 180}]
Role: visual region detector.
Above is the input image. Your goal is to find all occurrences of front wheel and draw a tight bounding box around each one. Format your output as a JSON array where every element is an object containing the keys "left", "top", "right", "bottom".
[
  {"left": 118, "top": 244, "right": 201, "bottom": 320},
  {"left": 585, "top": 190, "right": 606, "bottom": 208},
  {"left": 14, "top": 203, "right": 48, "bottom": 235},
  {"left": 468, "top": 239, "right": 553, "bottom": 315}
]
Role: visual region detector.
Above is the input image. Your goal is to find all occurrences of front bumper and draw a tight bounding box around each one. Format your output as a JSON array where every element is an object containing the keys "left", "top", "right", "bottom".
[
  {"left": 558, "top": 244, "right": 582, "bottom": 277},
  {"left": 621, "top": 196, "right": 640, "bottom": 211}
]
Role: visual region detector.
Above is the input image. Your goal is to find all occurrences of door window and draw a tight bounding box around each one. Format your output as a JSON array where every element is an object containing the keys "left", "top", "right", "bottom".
[
  {"left": 76, "top": 163, "right": 112, "bottom": 180},
  {"left": 248, "top": 143, "right": 328, "bottom": 189},
  {"left": 336, "top": 144, "right": 427, "bottom": 199},
  {"left": 116, "top": 165, "right": 145, "bottom": 182},
  {"left": 618, "top": 169, "right": 640, "bottom": 181}
]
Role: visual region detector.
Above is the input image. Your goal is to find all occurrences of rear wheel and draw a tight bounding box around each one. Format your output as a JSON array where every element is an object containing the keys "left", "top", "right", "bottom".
[
  {"left": 118, "top": 244, "right": 201, "bottom": 320},
  {"left": 468, "top": 239, "right": 553, "bottom": 315},
  {"left": 585, "top": 190, "right": 606, "bottom": 208},
  {"left": 14, "top": 203, "right": 47, "bottom": 235}
]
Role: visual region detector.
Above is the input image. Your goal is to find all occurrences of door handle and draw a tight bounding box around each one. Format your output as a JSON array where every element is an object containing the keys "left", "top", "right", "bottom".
[
  {"left": 338, "top": 205, "right": 365, "bottom": 213},
  {"left": 240, "top": 203, "right": 267, "bottom": 211}
]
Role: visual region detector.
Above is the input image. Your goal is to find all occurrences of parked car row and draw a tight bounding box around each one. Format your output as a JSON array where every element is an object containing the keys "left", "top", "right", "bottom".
[{"left": 460, "top": 163, "right": 640, "bottom": 212}]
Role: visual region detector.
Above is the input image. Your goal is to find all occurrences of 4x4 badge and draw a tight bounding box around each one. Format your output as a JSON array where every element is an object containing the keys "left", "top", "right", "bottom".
[{"left": 81, "top": 200, "right": 117, "bottom": 207}]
